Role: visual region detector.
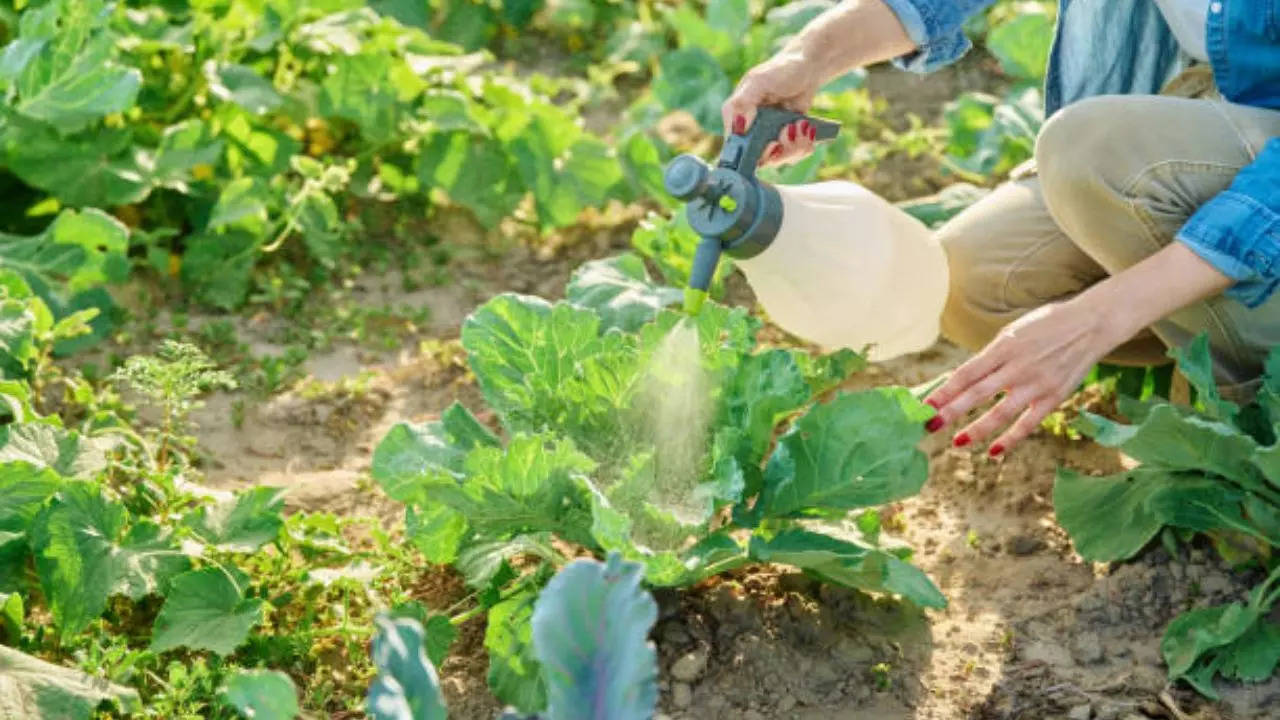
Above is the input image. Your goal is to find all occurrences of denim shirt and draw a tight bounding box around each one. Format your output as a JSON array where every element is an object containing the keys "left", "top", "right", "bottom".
[{"left": 879, "top": 0, "right": 1280, "bottom": 307}]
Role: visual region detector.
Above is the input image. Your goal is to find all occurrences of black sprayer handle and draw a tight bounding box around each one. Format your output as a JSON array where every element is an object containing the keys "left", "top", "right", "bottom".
[{"left": 718, "top": 106, "right": 841, "bottom": 177}]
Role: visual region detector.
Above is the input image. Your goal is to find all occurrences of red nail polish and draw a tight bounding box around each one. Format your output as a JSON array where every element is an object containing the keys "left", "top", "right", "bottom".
[
  {"left": 771, "top": 146, "right": 783, "bottom": 159},
  {"left": 808, "top": 125, "right": 817, "bottom": 141},
  {"left": 925, "top": 416, "right": 944, "bottom": 433},
  {"left": 953, "top": 433, "right": 971, "bottom": 448},
  {"left": 989, "top": 444, "right": 1005, "bottom": 457},
  {"left": 799, "top": 120, "right": 810, "bottom": 136},
  {"left": 788, "top": 124, "right": 797, "bottom": 142},
  {"left": 925, "top": 398, "right": 940, "bottom": 409},
  {"left": 733, "top": 115, "right": 746, "bottom": 134}
]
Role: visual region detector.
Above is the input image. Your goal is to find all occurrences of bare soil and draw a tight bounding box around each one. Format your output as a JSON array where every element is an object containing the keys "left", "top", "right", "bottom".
[{"left": 148, "top": 61, "right": 1280, "bottom": 719}]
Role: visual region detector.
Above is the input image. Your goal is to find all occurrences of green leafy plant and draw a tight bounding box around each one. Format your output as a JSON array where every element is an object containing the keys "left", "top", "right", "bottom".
[
  {"left": 111, "top": 340, "right": 236, "bottom": 469},
  {"left": 0, "top": 2, "right": 1107, "bottom": 717},
  {"left": 942, "top": 87, "right": 1042, "bottom": 180},
  {"left": 0, "top": 0, "right": 668, "bottom": 315},
  {"left": 0, "top": 644, "right": 141, "bottom": 719},
  {"left": 943, "top": 2, "right": 1053, "bottom": 181},
  {"left": 645, "top": 0, "right": 863, "bottom": 135},
  {"left": 982, "top": 3, "right": 1055, "bottom": 84},
  {"left": 222, "top": 669, "right": 301, "bottom": 720},
  {"left": 372, "top": 247, "right": 945, "bottom": 710},
  {"left": 1054, "top": 334, "right": 1280, "bottom": 697},
  {"left": 0, "top": 269, "right": 98, "bottom": 390},
  {"left": 366, "top": 553, "right": 658, "bottom": 720}
]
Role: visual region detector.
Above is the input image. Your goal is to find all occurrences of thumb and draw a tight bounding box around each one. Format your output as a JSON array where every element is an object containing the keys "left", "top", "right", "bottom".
[{"left": 722, "top": 81, "right": 763, "bottom": 136}]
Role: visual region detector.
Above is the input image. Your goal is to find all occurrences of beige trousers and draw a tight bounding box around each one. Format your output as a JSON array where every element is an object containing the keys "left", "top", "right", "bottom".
[{"left": 938, "top": 68, "right": 1280, "bottom": 387}]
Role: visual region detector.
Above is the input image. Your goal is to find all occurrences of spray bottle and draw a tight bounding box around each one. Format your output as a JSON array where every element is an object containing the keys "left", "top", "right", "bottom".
[{"left": 664, "top": 107, "right": 950, "bottom": 361}]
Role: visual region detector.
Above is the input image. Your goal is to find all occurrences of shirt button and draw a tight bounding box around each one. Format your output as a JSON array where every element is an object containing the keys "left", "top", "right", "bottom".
[{"left": 1210, "top": 1, "right": 1222, "bottom": 12}]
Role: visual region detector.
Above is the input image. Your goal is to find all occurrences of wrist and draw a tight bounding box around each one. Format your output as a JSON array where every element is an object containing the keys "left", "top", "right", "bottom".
[
  {"left": 790, "top": 0, "right": 908, "bottom": 80},
  {"left": 1064, "top": 278, "right": 1155, "bottom": 354}
]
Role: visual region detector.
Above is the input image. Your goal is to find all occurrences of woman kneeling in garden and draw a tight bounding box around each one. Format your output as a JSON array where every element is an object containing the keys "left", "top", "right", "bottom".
[{"left": 724, "top": 0, "right": 1280, "bottom": 456}]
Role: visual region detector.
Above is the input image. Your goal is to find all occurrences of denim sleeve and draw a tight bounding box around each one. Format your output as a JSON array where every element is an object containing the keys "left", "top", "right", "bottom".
[
  {"left": 879, "top": 0, "right": 996, "bottom": 73},
  {"left": 1177, "top": 137, "right": 1280, "bottom": 308}
]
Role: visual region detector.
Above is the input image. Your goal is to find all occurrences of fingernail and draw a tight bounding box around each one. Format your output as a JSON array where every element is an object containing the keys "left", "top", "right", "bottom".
[
  {"left": 788, "top": 124, "right": 797, "bottom": 142},
  {"left": 925, "top": 416, "right": 944, "bottom": 433},
  {"left": 953, "top": 433, "right": 971, "bottom": 448},
  {"left": 799, "top": 120, "right": 810, "bottom": 136},
  {"left": 771, "top": 146, "right": 783, "bottom": 159},
  {"left": 733, "top": 115, "right": 746, "bottom": 134},
  {"left": 808, "top": 125, "right": 817, "bottom": 141},
  {"left": 989, "top": 444, "right": 1005, "bottom": 457},
  {"left": 925, "top": 398, "right": 940, "bottom": 409}
]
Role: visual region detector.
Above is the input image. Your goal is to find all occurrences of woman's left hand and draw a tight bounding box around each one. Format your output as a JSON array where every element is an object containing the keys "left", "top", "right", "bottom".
[
  {"left": 922, "top": 298, "right": 1122, "bottom": 457},
  {"left": 923, "top": 242, "right": 1234, "bottom": 457}
]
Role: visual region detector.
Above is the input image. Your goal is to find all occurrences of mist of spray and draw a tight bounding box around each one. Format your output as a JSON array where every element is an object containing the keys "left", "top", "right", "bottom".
[{"left": 636, "top": 319, "right": 714, "bottom": 535}]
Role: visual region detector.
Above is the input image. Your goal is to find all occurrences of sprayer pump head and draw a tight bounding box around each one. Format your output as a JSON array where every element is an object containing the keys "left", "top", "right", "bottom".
[{"left": 663, "top": 107, "right": 840, "bottom": 301}]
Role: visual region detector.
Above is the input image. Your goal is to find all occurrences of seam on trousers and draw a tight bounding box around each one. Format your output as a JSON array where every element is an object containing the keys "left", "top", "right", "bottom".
[
  {"left": 1120, "top": 159, "right": 1242, "bottom": 258},
  {"left": 1119, "top": 159, "right": 1243, "bottom": 206},
  {"left": 1209, "top": 101, "right": 1262, "bottom": 162},
  {"left": 1122, "top": 174, "right": 1250, "bottom": 373},
  {"left": 997, "top": 231, "right": 1070, "bottom": 311}
]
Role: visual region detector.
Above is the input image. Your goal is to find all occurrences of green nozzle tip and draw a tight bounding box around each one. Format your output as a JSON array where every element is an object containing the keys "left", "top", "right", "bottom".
[{"left": 683, "top": 288, "right": 707, "bottom": 316}]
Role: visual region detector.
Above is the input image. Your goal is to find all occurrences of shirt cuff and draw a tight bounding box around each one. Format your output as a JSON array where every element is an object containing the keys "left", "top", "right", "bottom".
[
  {"left": 1177, "top": 191, "right": 1280, "bottom": 308},
  {"left": 879, "top": 0, "right": 973, "bottom": 73}
]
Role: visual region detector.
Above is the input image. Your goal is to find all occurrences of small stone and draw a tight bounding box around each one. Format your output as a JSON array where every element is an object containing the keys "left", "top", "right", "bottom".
[
  {"left": 832, "top": 637, "right": 875, "bottom": 665},
  {"left": 1022, "top": 641, "right": 1072, "bottom": 666},
  {"left": 743, "top": 711, "right": 765, "bottom": 720},
  {"left": 1071, "top": 631, "right": 1105, "bottom": 665},
  {"left": 1077, "top": 594, "right": 1105, "bottom": 613},
  {"left": 809, "top": 660, "right": 840, "bottom": 687},
  {"left": 1092, "top": 703, "right": 1124, "bottom": 720},
  {"left": 1008, "top": 534, "right": 1046, "bottom": 556},
  {"left": 1200, "top": 572, "right": 1232, "bottom": 596},
  {"left": 655, "top": 715, "right": 674, "bottom": 720},
  {"left": 1185, "top": 563, "right": 1206, "bottom": 583},
  {"left": 1068, "top": 704, "right": 1092, "bottom": 720},
  {"left": 777, "top": 694, "right": 797, "bottom": 712},
  {"left": 670, "top": 649, "right": 708, "bottom": 682},
  {"left": 1130, "top": 664, "right": 1168, "bottom": 691},
  {"left": 672, "top": 682, "right": 693, "bottom": 709},
  {"left": 661, "top": 622, "right": 691, "bottom": 646}
]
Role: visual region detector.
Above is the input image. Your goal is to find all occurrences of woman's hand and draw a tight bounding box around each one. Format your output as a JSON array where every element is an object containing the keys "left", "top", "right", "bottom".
[
  {"left": 922, "top": 300, "right": 1118, "bottom": 456},
  {"left": 719, "top": 0, "right": 917, "bottom": 167},
  {"left": 722, "top": 51, "right": 822, "bottom": 167},
  {"left": 923, "top": 242, "right": 1233, "bottom": 456}
]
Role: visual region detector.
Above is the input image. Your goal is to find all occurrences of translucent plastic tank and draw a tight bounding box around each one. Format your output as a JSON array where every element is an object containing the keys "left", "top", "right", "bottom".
[{"left": 734, "top": 181, "right": 950, "bottom": 362}]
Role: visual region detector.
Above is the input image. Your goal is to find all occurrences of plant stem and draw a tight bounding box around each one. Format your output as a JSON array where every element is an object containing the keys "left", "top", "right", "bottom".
[
  {"left": 694, "top": 552, "right": 749, "bottom": 580},
  {"left": 448, "top": 573, "right": 541, "bottom": 626}
]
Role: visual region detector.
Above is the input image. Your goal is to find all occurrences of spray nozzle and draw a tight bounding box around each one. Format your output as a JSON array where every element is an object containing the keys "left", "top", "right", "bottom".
[
  {"left": 683, "top": 236, "right": 722, "bottom": 315},
  {"left": 663, "top": 107, "right": 841, "bottom": 316}
]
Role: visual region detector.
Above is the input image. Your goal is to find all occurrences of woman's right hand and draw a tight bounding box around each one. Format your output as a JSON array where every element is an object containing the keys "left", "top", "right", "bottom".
[{"left": 721, "top": 50, "right": 821, "bottom": 167}]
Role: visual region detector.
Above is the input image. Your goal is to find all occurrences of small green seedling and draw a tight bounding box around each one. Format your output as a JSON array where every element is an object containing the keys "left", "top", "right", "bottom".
[
  {"left": 871, "top": 662, "right": 892, "bottom": 691},
  {"left": 112, "top": 340, "right": 236, "bottom": 468}
]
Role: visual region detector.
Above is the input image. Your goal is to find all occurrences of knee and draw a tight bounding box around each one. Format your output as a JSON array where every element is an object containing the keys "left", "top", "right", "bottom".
[{"left": 1035, "top": 96, "right": 1125, "bottom": 222}]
